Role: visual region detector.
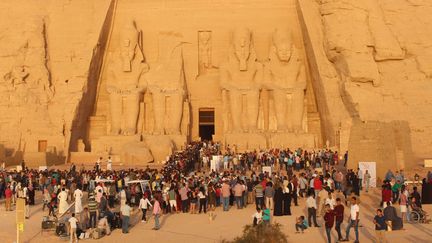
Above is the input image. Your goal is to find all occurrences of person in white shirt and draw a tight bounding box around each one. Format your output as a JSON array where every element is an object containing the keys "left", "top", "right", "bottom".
[
  {"left": 106, "top": 157, "right": 112, "bottom": 171},
  {"left": 68, "top": 213, "right": 79, "bottom": 243},
  {"left": 357, "top": 169, "right": 363, "bottom": 191},
  {"left": 252, "top": 208, "right": 263, "bottom": 226},
  {"left": 139, "top": 195, "right": 152, "bottom": 222},
  {"left": 121, "top": 202, "right": 131, "bottom": 234},
  {"left": 73, "top": 187, "right": 83, "bottom": 214},
  {"left": 306, "top": 193, "right": 320, "bottom": 227},
  {"left": 324, "top": 191, "right": 336, "bottom": 210},
  {"left": 97, "top": 215, "right": 111, "bottom": 235},
  {"left": 202, "top": 156, "right": 209, "bottom": 170},
  {"left": 363, "top": 170, "right": 372, "bottom": 192},
  {"left": 120, "top": 188, "right": 127, "bottom": 211},
  {"left": 342, "top": 196, "right": 360, "bottom": 242},
  {"left": 58, "top": 188, "right": 69, "bottom": 215},
  {"left": 95, "top": 184, "right": 103, "bottom": 203},
  {"left": 95, "top": 157, "right": 102, "bottom": 172}
]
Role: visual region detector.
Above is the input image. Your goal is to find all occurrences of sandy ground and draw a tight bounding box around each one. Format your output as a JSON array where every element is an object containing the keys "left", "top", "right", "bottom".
[{"left": 0, "top": 188, "right": 431, "bottom": 243}]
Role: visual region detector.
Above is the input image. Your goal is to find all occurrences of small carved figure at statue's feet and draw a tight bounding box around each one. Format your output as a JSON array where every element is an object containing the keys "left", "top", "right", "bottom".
[
  {"left": 277, "top": 125, "right": 288, "bottom": 132},
  {"left": 110, "top": 129, "right": 121, "bottom": 136},
  {"left": 153, "top": 130, "right": 164, "bottom": 136},
  {"left": 293, "top": 126, "right": 302, "bottom": 134},
  {"left": 166, "top": 129, "right": 181, "bottom": 135},
  {"left": 122, "top": 128, "right": 136, "bottom": 136}
]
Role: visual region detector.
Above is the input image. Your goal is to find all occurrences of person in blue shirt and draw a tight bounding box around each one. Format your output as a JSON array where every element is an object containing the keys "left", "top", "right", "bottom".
[
  {"left": 295, "top": 215, "right": 308, "bottom": 233},
  {"left": 373, "top": 209, "right": 387, "bottom": 243}
]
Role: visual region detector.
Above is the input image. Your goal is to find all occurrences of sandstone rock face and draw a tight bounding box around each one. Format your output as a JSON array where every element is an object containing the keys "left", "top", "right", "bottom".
[
  {"left": 0, "top": 0, "right": 111, "bottom": 166},
  {"left": 298, "top": 0, "right": 432, "bottom": 171},
  {"left": 0, "top": 0, "right": 431, "bottom": 174}
]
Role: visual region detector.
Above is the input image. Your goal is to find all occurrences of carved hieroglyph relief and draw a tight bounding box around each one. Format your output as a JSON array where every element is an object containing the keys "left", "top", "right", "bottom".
[{"left": 198, "top": 31, "right": 213, "bottom": 75}]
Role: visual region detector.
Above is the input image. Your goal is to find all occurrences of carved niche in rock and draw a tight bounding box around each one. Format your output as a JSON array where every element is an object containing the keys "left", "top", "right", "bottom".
[
  {"left": 319, "top": 0, "right": 404, "bottom": 86},
  {"left": 219, "top": 28, "right": 263, "bottom": 133},
  {"left": 145, "top": 32, "right": 186, "bottom": 135},
  {"left": 106, "top": 21, "right": 148, "bottom": 136},
  {"left": 264, "top": 29, "right": 306, "bottom": 133}
]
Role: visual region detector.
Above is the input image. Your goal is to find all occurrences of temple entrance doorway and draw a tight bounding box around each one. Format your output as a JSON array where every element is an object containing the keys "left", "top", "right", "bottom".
[{"left": 199, "top": 108, "right": 215, "bottom": 141}]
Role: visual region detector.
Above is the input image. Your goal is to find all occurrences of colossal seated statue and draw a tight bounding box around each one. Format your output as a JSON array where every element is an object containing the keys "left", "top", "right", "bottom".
[
  {"left": 220, "top": 28, "right": 263, "bottom": 133},
  {"left": 145, "top": 33, "right": 186, "bottom": 135},
  {"left": 264, "top": 29, "right": 306, "bottom": 133},
  {"left": 106, "top": 21, "right": 148, "bottom": 136}
]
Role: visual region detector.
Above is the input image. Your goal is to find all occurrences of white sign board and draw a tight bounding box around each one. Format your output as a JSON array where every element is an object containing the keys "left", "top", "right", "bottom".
[
  {"left": 358, "top": 162, "right": 377, "bottom": 188},
  {"left": 16, "top": 165, "right": 23, "bottom": 172},
  {"left": 262, "top": 166, "right": 272, "bottom": 175}
]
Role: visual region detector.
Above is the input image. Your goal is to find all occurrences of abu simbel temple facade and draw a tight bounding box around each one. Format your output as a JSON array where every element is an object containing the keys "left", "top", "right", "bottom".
[{"left": 1, "top": 0, "right": 432, "bottom": 176}]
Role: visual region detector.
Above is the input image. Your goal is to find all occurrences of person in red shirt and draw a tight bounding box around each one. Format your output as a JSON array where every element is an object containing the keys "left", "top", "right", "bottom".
[
  {"left": 4, "top": 184, "right": 12, "bottom": 211},
  {"left": 324, "top": 204, "right": 335, "bottom": 243},
  {"left": 334, "top": 198, "right": 345, "bottom": 241},
  {"left": 381, "top": 184, "right": 392, "bottom": 207},
  {"left": 314, "top": 176, "right": 323, "bottom": 197}
]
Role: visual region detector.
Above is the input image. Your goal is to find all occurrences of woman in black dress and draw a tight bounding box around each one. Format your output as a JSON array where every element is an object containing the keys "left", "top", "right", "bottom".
[
  {"left": 283, "top": 183, "right": 291, "bottom": 215},
  {"left": 273, "top": 185, "right": 284, "bottom": 216}
]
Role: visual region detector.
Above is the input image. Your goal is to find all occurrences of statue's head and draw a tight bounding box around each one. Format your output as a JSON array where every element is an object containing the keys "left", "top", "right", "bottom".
[
  {"left": 120, "top": 21, "right": 139, "bottom": 72},
  {"left": 272, "top": 29, "right": 293, "bottom": 62},
  {"left": 199, "top": 31, "right": 211, "bottom": 45},
  {"left": 232, "top": 28, "right": 252, "bottom": 71}
]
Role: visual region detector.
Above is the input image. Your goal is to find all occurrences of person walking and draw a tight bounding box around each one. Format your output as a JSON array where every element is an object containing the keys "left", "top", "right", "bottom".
[
  {"left": 324, "top": 204, "right": 335, "bottom": 243},
  {"left": 364, "top": 170, "right": 371, "bottom": 192},
  {"left": 264, "top": 182, "right": 275, "bottom": 210},
  {"left": 334, "top": 198, "right": 345, "bottom": 241},
  {"left": 306, "top": 192, "right": 320, "bottom": 227},
  {"left": 153, "top": 197, "right": 162, "bottom": 230},
  {"left": 68, "top": 213, "right": 79, "bottom": 243},
  {"left": 139, "top": 194, "right": 152, "bottom": 222},
  {"left": 342, "top": 196, "right": 359, "bottom": 243},
  {"left": 121, "top": 202, "right": 131, "bottom": 234}
]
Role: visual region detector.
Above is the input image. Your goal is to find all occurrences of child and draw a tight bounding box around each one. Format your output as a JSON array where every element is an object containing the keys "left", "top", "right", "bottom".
[
  {"left": 262, "top": 205, "right": 271, "bottom": 224},
  {"left": 252, "top": 208, "right": 263, "bottom": 226},
  {"left": 295, "top": 216, "right": 308, "bottom": 233}
]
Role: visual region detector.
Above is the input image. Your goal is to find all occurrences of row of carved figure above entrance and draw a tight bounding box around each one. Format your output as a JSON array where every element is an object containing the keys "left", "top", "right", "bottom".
[{"left": 104, "top": 21, "right": 308, "bottom": 137}]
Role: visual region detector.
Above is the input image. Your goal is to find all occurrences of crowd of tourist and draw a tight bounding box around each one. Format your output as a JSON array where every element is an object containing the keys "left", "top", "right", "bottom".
[{"left": 0, "top": 140, "right": 430, "bottom": 243}]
